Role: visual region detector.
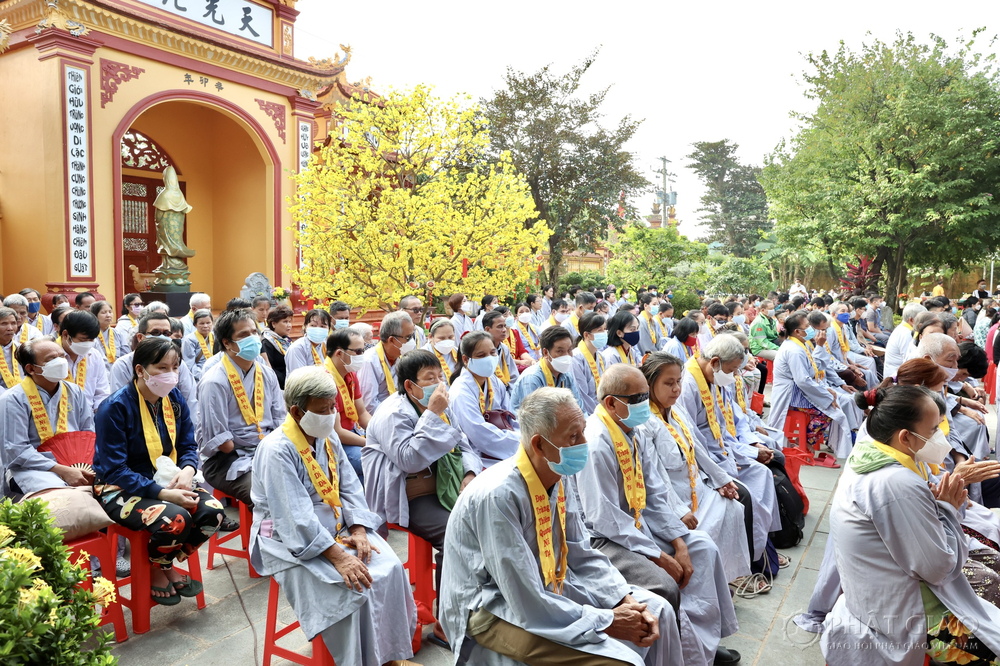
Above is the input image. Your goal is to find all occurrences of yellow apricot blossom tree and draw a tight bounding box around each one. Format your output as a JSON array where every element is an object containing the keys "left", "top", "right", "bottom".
[{"left": 289, "top": 84, "right": 550, "bottom": 312}]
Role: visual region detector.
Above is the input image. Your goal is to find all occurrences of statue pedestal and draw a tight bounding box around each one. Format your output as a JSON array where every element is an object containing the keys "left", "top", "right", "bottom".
[{"left": 159, "top": 292, "right": 194, "bottom": 319}]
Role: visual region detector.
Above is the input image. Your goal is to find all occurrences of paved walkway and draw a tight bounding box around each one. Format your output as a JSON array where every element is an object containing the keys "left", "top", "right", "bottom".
[{"left": 111, "top": 403, "right": 998, "bottom": 666}]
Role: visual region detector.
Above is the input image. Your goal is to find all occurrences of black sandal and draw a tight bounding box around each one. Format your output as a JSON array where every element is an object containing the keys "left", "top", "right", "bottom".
[
  {"left": 219, "top": 516, "right": 240, "bottom": 532},
  {"left": 151, "top": 582, "right": 182, "bottom": 606},
  {"left": 172, "top": 575, "right": 204, "bottom": 598}
]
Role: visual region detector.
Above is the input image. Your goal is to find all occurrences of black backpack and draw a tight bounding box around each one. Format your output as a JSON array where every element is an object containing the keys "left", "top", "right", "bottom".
[{"left": 768, "top": 459, "right": 805, "bottom": 549}]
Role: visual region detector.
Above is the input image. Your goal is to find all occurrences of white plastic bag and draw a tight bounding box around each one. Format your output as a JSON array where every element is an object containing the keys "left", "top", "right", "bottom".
[{"left": 152, "top": 456, "right": 205, "bottom": 487}]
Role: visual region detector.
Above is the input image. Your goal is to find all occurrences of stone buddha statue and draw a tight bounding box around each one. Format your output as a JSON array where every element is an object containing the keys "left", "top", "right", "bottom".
[{"left": 151, "top": 166, "right": 196, "bottom": 292}]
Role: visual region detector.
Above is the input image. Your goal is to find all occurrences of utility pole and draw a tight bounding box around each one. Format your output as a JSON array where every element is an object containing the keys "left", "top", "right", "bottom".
[{"left": 652, "top": 156, "right": 677, "bottom": 224}]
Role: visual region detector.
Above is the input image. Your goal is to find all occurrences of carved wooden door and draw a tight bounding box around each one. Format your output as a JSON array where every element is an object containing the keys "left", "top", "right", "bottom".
[{"left": 121, "top": 176, "right": 185, "bottom": 297}]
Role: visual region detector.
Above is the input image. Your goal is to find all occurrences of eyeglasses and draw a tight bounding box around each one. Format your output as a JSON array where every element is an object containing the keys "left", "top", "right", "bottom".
[
  {"left": 403, "top": 307, "right": 423, "bottom": 314},
  {"left": 611, "top": 392, "right": 649, "bottom": 405},
  {"left": 344, "top": 347, "right": 365, "bottom": 355}
]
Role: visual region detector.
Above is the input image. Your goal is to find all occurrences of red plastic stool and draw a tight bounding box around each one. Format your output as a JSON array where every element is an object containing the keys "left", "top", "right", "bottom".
[
  {"left": 757, "top": 357, "right": 774, "bottom": 385},
  {"left": 388, "top": 523, "right": 438, "bottom": 654},
  {"left": 784, "top": 410, "right": 838, "bottom": 468},
  {"left": 108, "top": 524, "right": 206, "bottom": 634},
  {"left": 206, "top": 489, "right": 258, "bottom": 578},
  {"left": 986, "top": 364, "right": 996, "bottom": 405},
  {"left": 65, "top": 531, "right": 128, "bottom": 643},
  {"left": 781, "top": 449, "right": 811, "bottom": 516},
  {"left": 263, "top": 577, "right": 336, "bottom": 666}
]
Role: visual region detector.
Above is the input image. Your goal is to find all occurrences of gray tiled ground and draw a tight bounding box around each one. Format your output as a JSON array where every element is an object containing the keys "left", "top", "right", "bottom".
[{"left": 111, "top": 401, "right": 998, "bottom": 665}]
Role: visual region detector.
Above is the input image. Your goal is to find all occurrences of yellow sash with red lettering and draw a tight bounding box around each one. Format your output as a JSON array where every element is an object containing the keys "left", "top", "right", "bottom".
[
  {"left": 195, "top": 330, "right": 214, "bottom": 360},
  {"left": 66, "top": 355, "right": 87, "bottom": 390},
  {"left": 790, "top": 337, "right": 824, "bottom": 380},
  {"left": 514, "top": 445, "right": 567, "bottom": 594},
  {"left": 0, "top": 342, "right": 21, "bottom": 388},
  {"left": 495, "top": 344, "right": 512, "bottom": 385},
  {"left": 282, "top": 414, "right": 343, "bottom": 537},
  {"left": 137, "top": 382, "right": 176, "bottom": 467},
  {"left": 433, "top": 346, "right": 456, "bottom": 379},
  {"left": 222, "top": 354, "right": 265, "bottom": 439},
  {"left": 539, "top": 356, "right": 557, "bottom": 387},
  {"left": 478, "top": 377, "right": 495, "bottom": 415},
  {"left": 376, "top": 342, "right": 397, "bottom": 393},
  {"left": 311, "top": 341, "right": 325, "bottom": 366},
  {"left": 596, "top": 404, "right": 645, "bottom": 528},
  {"left": 518, "top": 322, "right": 539, "bottom": 352},
  {"left": 99, "top": 329, "right": 117, "bottom": 364},
  {"left": 21, "top": 377, "right": 68, "bottom": 443},
  {"left": 324, "top": 357, "right": 359, "bottom": 422},
  {"left": 577, "top": 341, "right": 604, "bottom": 389},
  {"left": 831, "top": 320, "right": 850, "bottom": 355},
  {"left": 641, "top": 311, "right": 658, "bottom": 344},
  {"left": 652, "top": 403, "right": 699, "bottom": 511},
  {"left": 685, "top": 356, "right": 732, "bottom": 452}
]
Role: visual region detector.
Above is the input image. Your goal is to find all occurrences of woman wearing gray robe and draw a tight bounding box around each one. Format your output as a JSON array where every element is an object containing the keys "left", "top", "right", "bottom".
[
  {"left": 823, "top": 385, "right": 1000, "bottom": 666},
  {"left": 440, "top": 387, "right": 683, "bottom": 666},
  {"left": 250, "top": 367, "right": 417, "bottom": 666}
]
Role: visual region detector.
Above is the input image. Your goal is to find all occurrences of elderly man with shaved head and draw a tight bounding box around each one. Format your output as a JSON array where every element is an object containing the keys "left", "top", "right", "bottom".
[{"left": 574, "top": 363, "right": 740, "bottom": 666}]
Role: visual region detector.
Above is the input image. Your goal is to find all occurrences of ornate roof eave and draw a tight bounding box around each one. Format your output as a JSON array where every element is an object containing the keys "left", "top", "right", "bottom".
[
  {"left": 0, "top": 0, "right": 349, "bottom": 91},
  {"left": 316, "top": 74, "right": 383, "bottom": 114}
]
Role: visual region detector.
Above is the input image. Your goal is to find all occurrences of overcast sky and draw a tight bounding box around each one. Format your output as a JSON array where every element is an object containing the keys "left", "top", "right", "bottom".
[{"left": 294, "top": 1, "right": 994, "bottom": 239}]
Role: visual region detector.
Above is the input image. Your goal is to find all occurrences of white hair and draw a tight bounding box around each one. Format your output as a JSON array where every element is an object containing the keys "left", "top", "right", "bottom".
[
  {"left": 378, "top": 311, "right": 410, "bottom": 342},
  {"left": 901, "top": 303, "right": 927, "bottom": 324},
  {"left": 189, "top": 292, "right": 210, "bottom": 309},
  {"left": 3, "top": 294, "right": 28, "bottom": 308},
  {"left": 703, "top": 333, "right": 746, "bottom": 363},
  {"left": 349, "top": 322, "right": 373, "bottom": 342},
  {"left": 284, "top": 365, "right": 338, "bottom": 411},
  {"left": 517, "top": 387, "right": 580, "bottom": 446},
  {"left": 917, "top": 332, "right": 958, "bottom": 360},
  {"left": 141, "top": 301, "right": 169, "bottom": 317}
]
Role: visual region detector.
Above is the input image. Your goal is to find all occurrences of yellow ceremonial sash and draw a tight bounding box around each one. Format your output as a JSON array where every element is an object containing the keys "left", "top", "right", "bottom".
[
  {"left": 34, "top": 316, "right": 44, "bottom": 332},
  {"left": 478, "top": 377, "right": 494, "bottom": 415},
  {"left": 0, "top": 343, "right": 21, "bottom": 387},
  {"left": 577, "top": 341, "right": 604, "bottom": 389},
  {"left": 136, "top": 382, "right": 177, "bottom": 468},
  {"left": 507, "top": 329, "right": 520, "bottom": 357},
  {"left": 518, "top": 322, "right": 539, "bottom": 352},
  {"left": 596, "top": 404, "right": 646, "bottom": 528},
  {"left": 375, "top": 342, "right": 397, "bottom": 393},
  {"left": 831, "top": 320, "right": 850, "bottom": 355},
  {"left": 641, "top": 311, "right": 658, "bottom": 344},
  {"left": 514, "top": 445, "right": 567, "bottom": 594},
  {"left": 871, "top": 440, "right": 929, "bottom": 482},
  {"left": 99, "top": 329, "right": 117, "bottom": 364},
  {"left": 733, "top": 372, "right": 748, "bottom": 413},
  {"left": 128, "top": 314, "right": 137, "bottom": 327},
  {"left": 432, "top": 346, "right": 456, "bottom": 379},
  {"left": 495, "top": 344, "right": 511, "bottom": 385},
  {"left": 548, "top": 315, "right": 557, "bottom": 327},
  {"left": 790, "top": 337, "right": 824, "bottom": 380},
  {"left": 310, "top": 341, "right": 325, "bottom": 366},
  {"left": 568, "top": 313, "right": 579, "bottom": 333},
  {"left": 21, "top": 377, "right": 69, "bottom": 443},
  {"left": 685, "top": 357, "right": 730, "bottom": 453},
  {"left": 195, "top": 330, "right": 214, "bottom": 360},
  {"left": 940, "top": 417, "right": 950, "bottom": 437},
  {"left": 222, "top": 354, "right": 265, "bottom": 439},
  {"left": 324, "top": 357, "right": 359, "bottom": 422},
  {"left": 20, "top": 323, "right": 30, "bottom": 345},
  {"left": 539, "top": 356, "right": 557, "bottom": 387},
  {"left": 679, "top": 339, "right": 700, "bottom": 361},
  {"left": 652, "top": 403, "right": 699, "bottom": 511},
  {"left": 281, "top": 414, "right": 343, "bottom": 537},
  {"left": 66, "top": 355, "right": 87, "bottom": 390}
]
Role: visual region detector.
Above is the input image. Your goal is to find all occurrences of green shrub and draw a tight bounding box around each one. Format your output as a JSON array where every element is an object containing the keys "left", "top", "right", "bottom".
[
  {"left": 0, "top": 499, "right": 117, "bottom": 666},
  {"left": 667, "top": 284, "right": 703, "bottom": 315},
  {"left": 558, "top": 270, "right": 606, "bottom": 293}
]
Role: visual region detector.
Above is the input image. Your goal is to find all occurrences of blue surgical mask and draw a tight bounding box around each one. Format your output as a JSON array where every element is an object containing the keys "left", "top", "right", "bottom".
[
  {"left": 592, "top": 332, "right": 609, "bottom": 349},
  {"left": 334, "top": 319, "right": 350, "bottom": 330},
  {"left": 836, "top": 313, "right": 850, "bottom": 324},
  {"left": 27, "top": 302, "right": 41, "bottom": 315},
  {"left": 804, "top": 327, "right": 816, "bottom": 341},
  {"left": 952, "top": 307, "right": 959, "bottom": 315},
  {"left": 466, "top": 355, "right": 499, "bottom": 377},
  {"left": 733, "top": 314, "right": 746, "bottom": 325},
  {"left": 412, "top": 381, "right": 439, "bottom": 407},
  {"left": 623, "top": 331, "right": 641, "bottom": 347},
  {"left": 543, "top": 437, "right": 589, "bottom": 476},
  {"left": 306, "top": 327, "right": 328, "bottom": 344},
  {"left": 505, "top": 316, "right": 515, "bottom": 329},
  {"left": 237, "top": 335, "right": 262, "bottom": 360},
  {"left": 617, "top": 398, "right": 651, "bottom": 428}
]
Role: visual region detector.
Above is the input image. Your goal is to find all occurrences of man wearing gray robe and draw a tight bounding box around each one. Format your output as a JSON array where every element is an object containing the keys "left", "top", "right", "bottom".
[
  {"left": 358, "top": 311, "right": 414, "bottom": 416},
  {"left": 111, "top": 312, "right": 198, "bottom": 417},
  {"left": 575, "top": 364, "right": 740, "bottom": 666},
  {"left": 199, "top": 309, "right": 285, "bottom": 508},
  {"left": 0, "top": 338, "right": 95, "bottom": 496},
  {"left": 250, "top": 367, "right": 417, "bottom": 666},
  {"left": 441, "top": 387, "right": 683, "bottom": 666},
  {"left": 828, "top": 304, "right": 878, "bottom": 387}
]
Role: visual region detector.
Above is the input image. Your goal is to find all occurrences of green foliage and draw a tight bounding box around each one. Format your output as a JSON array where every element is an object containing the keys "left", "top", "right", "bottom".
[
  {"left": 667, "top": 285, "right": 703, "bottom": 315},
  {"left": 558, "top": 270, "right": 606, "bottom": 293},
  {"left": 481, "top": 50, "right": 650, "bottom": 285},
  {"left": 707, "top": 256, "right": 775, "bottom": 295},
  {"left": 606, "top": 223, "right": 710, "bottom": 293},
  {"left": 687, "top": 140, "right": 771, "bottom": 256},
  {"left": 761, "top": 31, "right": 1000, "bottom": 311},
  {"left": 0, "top": 499, "right": 117, "bottom": 666}
]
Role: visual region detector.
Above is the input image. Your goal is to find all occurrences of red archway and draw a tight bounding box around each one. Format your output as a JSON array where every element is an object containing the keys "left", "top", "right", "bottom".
[{"left": 111, "top": 90, "right": 283, "bottom": 306}]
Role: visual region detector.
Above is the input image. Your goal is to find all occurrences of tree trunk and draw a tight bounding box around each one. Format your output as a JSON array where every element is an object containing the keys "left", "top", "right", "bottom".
[
  {"left": 882, "top": 242, "right": 908, "bottom": 328},
  {"left": 547, "top": 234, "right": 564, "bottom": 286}
]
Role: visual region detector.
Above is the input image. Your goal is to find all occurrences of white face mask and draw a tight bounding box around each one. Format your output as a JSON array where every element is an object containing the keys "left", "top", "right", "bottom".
[
  {"left": 69, "top": 340, "right": 95, "bottom": 356},
  {"left": 713, "top": 362, "right": 736, "bottom": 387},
  {"left": 434, "top": 340, "right": 456, "bottom": 355},
  {"left": 517, "top": 313, "right": 533, "bottom": 324},
  {"left": 549, "top": 354, "right": 573, "bottom": 374},
  {"left": 910, "top": 429, "right": 952, "bottom": 465},
  {"left": 554, "top": 312, "right": 570, "bottom": 323},
  {"left": 341, "top": 352, "right": 364, "bottom": 373},
  {"left": 936, "top": 363, "right": 959, "bottom": 381},
  {"left": 299, "top": 410, "right": 337, "bottom": 440},
  {"left": 461, "top": 302, "right": 473, "bottom": 314},
  {"left": 39, "top": 357, "right": 70, "bottom": 382},
  {"left": 398, "top": 337, "right": 417, "bottom": 354}
]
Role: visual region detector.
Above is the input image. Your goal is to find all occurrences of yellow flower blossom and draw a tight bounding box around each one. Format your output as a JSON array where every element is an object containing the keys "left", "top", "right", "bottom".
[
  {"left": 2, "top": 546, "right": 42, "bottom": 570},
  {"left": 92, "top": 577, "right": 116, "bottom": 606},
  {"left": 289, "top": 84, "right": 550, "bottom": 313},
  {"left": 73, "top": 549, "right": 90, "bottom": 569},
  {"left": 0, "top": 524, "right": 15, "bottom": 545}
]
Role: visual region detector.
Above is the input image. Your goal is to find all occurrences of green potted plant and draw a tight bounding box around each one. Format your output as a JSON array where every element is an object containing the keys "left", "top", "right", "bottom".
[{"left": 0, "top": 499, "right": 117, "bottom": 665}]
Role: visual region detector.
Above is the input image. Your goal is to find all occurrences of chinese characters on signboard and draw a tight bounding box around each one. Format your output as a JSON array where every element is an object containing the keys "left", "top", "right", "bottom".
[
  {"left": 133, "top": 0, "right": 273, "bottom": 48},
  {"left": 298, "top": 120, "right": 311, "bottom": 172},
  {"left": 64, "top": 65, "right": 92, "bottom": 278}
]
